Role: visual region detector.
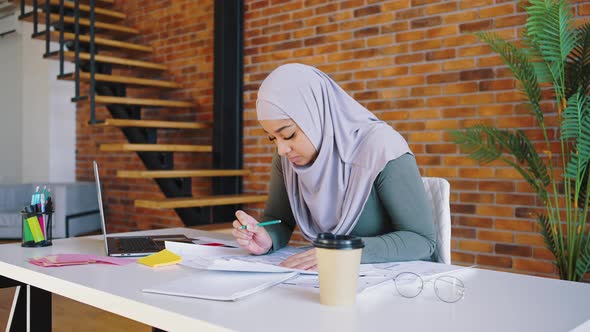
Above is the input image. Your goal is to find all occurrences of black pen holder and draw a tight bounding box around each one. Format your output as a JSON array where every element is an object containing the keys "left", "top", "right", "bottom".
[{"left": 21, "top": 209, "right": 53, "bottom": 247}]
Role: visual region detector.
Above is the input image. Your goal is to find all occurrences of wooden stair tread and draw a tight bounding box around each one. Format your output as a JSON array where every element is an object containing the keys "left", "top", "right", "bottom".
[
  {"left": 78, "top": 96, "right": 196, "bottom": 108},
  {"left": 78, "top": 0, "right": 116, "bottom": 4},
  {"left": 117, "top": 169, "right": 250, "bottom": 178},
  {"left": 20, "top": 12, "right": 138, "bottom": 35},
  {"left": 100, "top": 144, "right": 212, "bottom": 152},
  {"left": 59, "top": 72, "right": 181, "bottom": 89},
  {"left": 135, "top": 194, "right": 268, "bottom": 209},
  {"left": 23, "top": 0, "right": 115, "bottom": 6},
  {"left": 25, "top": 0, "right": 126, "bottom": 21},
  {"left": 45, "top": 51, "right": 167, "bottom": 70},
  {"left": 95, "top": 119, "right": 211, "bottom": 130},
  {"left": 34, "top": 30, "right": 152, "bottom": 53}
]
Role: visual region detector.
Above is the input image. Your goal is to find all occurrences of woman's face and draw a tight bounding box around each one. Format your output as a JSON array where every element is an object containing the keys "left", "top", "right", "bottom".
[{"left": 259, "top": 119, "right": 318, "bottom": 166}]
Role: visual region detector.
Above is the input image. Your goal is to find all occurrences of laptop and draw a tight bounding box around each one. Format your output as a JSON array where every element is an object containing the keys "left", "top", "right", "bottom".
[{"left": 93, "top": 161, "right": 191, "bottom": 257}]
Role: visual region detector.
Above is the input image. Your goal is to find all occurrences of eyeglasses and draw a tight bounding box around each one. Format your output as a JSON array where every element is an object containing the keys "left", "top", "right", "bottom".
[{"left": 392, "top": 272, "right": 465, "bottom": 303}]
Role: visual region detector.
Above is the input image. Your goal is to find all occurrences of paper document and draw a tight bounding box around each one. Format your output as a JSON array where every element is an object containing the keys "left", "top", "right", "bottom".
[
  {"left": 281, "top": 261, "right": 475, "bottom": 292},
  {"left": 29, "top": 254, "right": 135, "bottom": 267},
  {"left": 166, "top": 242, "right": 318, "bottom": 274},
  {"left": 190, "top": 236, "right": 239, "bottom": 248},
  {"left": 143, "top": 271, "right": 298, "bottom": 301}
]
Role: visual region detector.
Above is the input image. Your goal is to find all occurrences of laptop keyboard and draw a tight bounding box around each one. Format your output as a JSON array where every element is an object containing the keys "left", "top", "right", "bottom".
[{"left": 119, "top": 237, "right": 157, "bottom": 252}]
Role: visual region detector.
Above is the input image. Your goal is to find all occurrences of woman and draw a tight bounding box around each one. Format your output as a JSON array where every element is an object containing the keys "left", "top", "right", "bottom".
[{"left": 232, "top": 63, "right": 436, "bottom": 270}]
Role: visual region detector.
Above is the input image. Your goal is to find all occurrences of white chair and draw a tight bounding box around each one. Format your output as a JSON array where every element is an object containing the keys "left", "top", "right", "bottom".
[{"left": 422, "top": 177, "right": 451, "bottom": 264}]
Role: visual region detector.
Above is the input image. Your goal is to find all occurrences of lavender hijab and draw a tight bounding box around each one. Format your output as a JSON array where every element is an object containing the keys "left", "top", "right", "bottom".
[{"left": 257, "top": 63, "right": 411, "bottom": 240}]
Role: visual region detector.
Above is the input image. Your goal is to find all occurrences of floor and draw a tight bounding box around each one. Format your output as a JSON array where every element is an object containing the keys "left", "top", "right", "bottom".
[{"left": 0, "top": 223, "right": 233, "bottom": 331}]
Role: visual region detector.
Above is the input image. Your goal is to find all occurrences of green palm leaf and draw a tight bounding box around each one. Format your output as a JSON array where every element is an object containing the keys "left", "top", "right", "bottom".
[
  {"left": 526, "top": 0, "right": 576, "bottom": 97},
  {"left": 450, "top": 126, "right": 502, "bottom": 164},
  {"left": 574, "top": 236, "right": 590, "bottom": 280},
  {"left": 562, "top": 92, "right": 590, "bottom": 180},
  {"left": 537, "top": 214, "right": 565, "bottom": 276},
  {"left": 475, "top": 32, "right": 543, "bottom": 123},
  {"left": 451, "top": 126, "right": 550, "bottom": 200},
  {"left": 566, "top": 23, "right": 590, "bottom": 98}
]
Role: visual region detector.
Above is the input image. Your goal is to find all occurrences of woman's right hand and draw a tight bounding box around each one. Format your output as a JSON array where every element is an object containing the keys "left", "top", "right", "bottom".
[{"left": 232, "top": 210, "right": 273, "bottom": 255}]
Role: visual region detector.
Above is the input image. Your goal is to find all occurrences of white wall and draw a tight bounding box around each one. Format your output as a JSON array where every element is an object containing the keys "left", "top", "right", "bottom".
[
  {"left": 0, "top": 13, "right": 75, "bottom": 184},
  {"left": 0, "top": 15, "right": 22, "bottom": 184}
]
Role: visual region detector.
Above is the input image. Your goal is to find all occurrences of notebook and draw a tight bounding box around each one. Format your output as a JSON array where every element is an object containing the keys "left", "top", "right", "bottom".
[
  {"left": 143, "top": 271, "right": 298, "bottom": 301},
  {"left": 93, "top": 161, "right": 191, "bottom": 257}
]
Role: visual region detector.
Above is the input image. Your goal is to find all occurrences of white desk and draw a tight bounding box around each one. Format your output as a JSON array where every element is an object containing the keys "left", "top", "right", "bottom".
[{"left": 0, "top": 227, "right": 589, "bottom": 332}]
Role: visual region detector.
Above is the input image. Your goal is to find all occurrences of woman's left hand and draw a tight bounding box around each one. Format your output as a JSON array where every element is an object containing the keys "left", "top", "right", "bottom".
[{"left": 279, "top": 248, "right": 317, "bottom": 271}]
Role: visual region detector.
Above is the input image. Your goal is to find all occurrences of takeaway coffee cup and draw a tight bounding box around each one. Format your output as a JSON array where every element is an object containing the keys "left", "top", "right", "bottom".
[{"left": 313, "top": 233, "right": 365, "bottom": 306}]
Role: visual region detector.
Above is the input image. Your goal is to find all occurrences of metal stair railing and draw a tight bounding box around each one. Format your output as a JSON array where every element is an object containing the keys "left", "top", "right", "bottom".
[{"left": 21, "top": 0, "right": 97, "bottom": 123}]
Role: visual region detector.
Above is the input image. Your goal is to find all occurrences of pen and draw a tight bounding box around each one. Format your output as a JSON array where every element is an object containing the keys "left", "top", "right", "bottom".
[{"left": 240, "top": 219, "right": 281, "bottom": 230}]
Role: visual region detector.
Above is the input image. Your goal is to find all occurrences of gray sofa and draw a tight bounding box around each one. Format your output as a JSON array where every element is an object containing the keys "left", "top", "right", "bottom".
[{"left": 0, "top": 182, "right": 101, "bottom": 239}]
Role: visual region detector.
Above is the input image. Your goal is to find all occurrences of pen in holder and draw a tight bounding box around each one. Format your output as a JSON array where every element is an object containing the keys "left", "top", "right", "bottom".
[{"left": 21, "top": 206, "right": 53, "bottom": 248}]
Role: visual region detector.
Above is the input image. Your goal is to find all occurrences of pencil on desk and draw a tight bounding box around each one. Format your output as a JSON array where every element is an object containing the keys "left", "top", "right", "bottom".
[{"left": 240, "top": 219, "right": 281, "bottom": 230}]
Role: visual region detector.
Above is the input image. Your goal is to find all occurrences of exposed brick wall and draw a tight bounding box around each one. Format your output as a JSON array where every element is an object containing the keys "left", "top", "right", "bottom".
[
  {"left": 73, "top": 0, "right": 590, "bottom": 279},
  {"left": 242, "top": 0, "right": 590, "bottom": 279}
]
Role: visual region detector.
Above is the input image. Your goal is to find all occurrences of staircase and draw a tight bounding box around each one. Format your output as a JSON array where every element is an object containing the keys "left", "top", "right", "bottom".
[{"left": 16, "top": 0, "right": 267, "bottom": 226}]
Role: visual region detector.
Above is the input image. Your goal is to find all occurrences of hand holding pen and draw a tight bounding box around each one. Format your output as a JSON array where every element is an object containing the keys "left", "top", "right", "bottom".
[{"left": 231, "top": 210, "right": 276, "bottom": 255}]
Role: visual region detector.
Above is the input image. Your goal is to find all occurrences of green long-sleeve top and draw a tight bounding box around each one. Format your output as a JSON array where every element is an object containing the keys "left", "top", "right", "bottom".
[{"left": 261, "top": 152, "right": 437, "bottom": 263}]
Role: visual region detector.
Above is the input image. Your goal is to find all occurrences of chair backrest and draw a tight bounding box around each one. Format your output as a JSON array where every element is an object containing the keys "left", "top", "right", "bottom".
[{"left": 422, "top": 177, "right": 451, "bottom": 264}]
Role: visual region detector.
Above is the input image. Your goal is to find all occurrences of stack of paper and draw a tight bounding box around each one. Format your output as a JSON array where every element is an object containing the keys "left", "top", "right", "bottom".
[
  {"left": 143, "top": 271, "right": 297, "bottom": 301},
  {"left": 138, "top": 249, "right": 182, "bottom": 268},
  {"left": 29, "top": 254, "right": 135, "bottom": 267}
]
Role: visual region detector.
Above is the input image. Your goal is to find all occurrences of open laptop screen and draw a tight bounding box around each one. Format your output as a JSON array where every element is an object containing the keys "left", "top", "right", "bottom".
[{"left": 93, "top": 160, "right": 110, "bottom": 255}]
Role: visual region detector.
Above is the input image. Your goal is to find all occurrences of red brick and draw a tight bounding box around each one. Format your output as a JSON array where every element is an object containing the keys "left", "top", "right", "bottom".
[
  {"left": 478, "top": 230, "right": 513, "bottom": 243},
  {"left": 478, "top": 55, "right": 504, "bottom": 66},
  {"left": 496, "top": 244, "right": 532, "bottom": 257},
  {"left": 411, "top": 16, "right": 442, "bottom": 28},
  {"left": 353, "top": 5, "right": 381, "bottom": 17},
  {"left": 533, "top": 247, "right": 555, "bottom": 260},
  {"left": 412, "top": 86, "right": 442, "bottom": 96},
  {"left": 479, "top": 3, "right": 515, "bottom": 18},
  {"left": 427, "top": 72, "right": 460, "bottom": 84},
  {"left": 476, "top": 255, "right": 513, "bottom": 268},
  {"left": 495, "top": 14, "right": 527, "bottom": 28},
  {"left": 397, "top": 30, "right": 425, "bottom": 42},
  {"left": 444, "top": 82, "right": 478, "bottom": 94},
  {"left": 459, "top": 192, "right": 494, "bottom": 203},
  {"left": 396, "top": 7, "right": 425, "bottom": 20},
  {"left": 459, "top": 240, "right": 493, "bottom": 253},
  {"left": 382, "top": 0, "right": 410, "bottom": 11},
  {"left": 513, "top": 258, "right": 555, "bottom": 274},
  {"left": 460, "top": 0, "right": 493, "bottom": 9},
  {"left": 443, "top": 59, "right": 476, "bottom": 71},
  {"left": 444, "top": 10, "right": 478, "bottom": 24},
  {"left": 459, "top": 19, "right": 493, "bottom": 32},
  {"left": 453, "top": 227, "right": 476, "bottom": 238},
  {"left": 426, "top": 26, "right": 458, "bottom": 38},
  {"left": 457, "top": 216, "right": 493, "bottom": 228},
  {"left": 411, "top": 63, "right": 441, "bottom": 74},
  {"left": 425, "top": 2, "right": 458, "bottom": 15},
  {"left": 426, "top": 49, "right": 456, "bottom": 61},
  {"left": 515, "top": 234, "right": 546, "bottom": 246},
  {"left": 452, "top": 252, "right": 475, "bottom": 264}
]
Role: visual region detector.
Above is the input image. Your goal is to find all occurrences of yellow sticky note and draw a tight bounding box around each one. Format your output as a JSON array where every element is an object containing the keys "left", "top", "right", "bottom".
[
  {"left": 137, "top": 249, "right": 181, "bottom": 268},
  {"left": 26, "top": 216, "right": 45, "bottom": 243}
]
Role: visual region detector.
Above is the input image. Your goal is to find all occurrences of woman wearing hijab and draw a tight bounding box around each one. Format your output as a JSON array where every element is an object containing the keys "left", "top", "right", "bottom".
[{"left": 232, "top": 63, "right": 436, "bottom": 270}]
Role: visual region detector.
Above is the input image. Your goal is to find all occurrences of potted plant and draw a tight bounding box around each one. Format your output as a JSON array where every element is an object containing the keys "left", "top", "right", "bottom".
[{"left": 450, "top": 0, "right": 590, "bottom": 281}]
